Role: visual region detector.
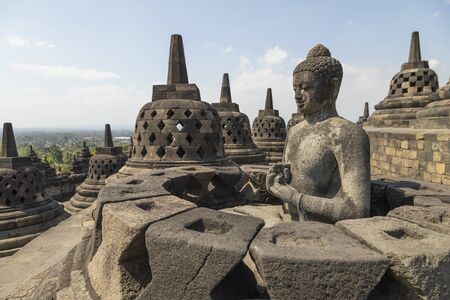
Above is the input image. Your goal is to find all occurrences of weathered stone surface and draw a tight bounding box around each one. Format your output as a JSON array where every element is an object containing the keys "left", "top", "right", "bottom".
[
  {"left": 211, "top": 73, "right": 266, "bottom": 164},
  {"left": 67, "top": 124, "right": 127, "bottom": 213},
  {"left": 388, "top": 205, "right": 450, "bottom": 235},
  {"left": 240, "top": 164, "right": 279, "bottom": 203},
  {"left": 139, "top": 207, "right": 264, "bottom": 300},
  {"left": 251, "top": 88, "right": 286, "bottom": 163},
  {"left": 0, "top": 123, "right": 65, "bottom": 257},
  {"left": 365, "top": 32, "right": 439, "bottom": 128},
  {"left": 88, "top": 195, "right": 196, "bottom": 299},
  {"left": 337, "top": 217, "right": 450, "bottom": 299},
  {"left": 221, "top": 204, "right": 290, "bottom": 228},
  {"left": 250, "top": 221, "right": 389, "bottom": 300},
  {"left": 416, "top": 77, "right": 450, "bottom": 129},
  {"left": 414, "top": 195, "right": 448, "bottom": 207},
  {"left": 124, "top": 35, "right": 235, "bottom": 176},
  {"left": 266, "top": 44, "right": 371, "bottom": 223}
]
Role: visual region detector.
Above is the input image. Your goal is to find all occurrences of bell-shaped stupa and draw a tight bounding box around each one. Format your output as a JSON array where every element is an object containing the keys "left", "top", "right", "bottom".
[
  {"left": 77, "top": 141, "right": 92, "bottom": 174},
  {"left": 357, "top": 102, "right": 370, "bottom": 125},
  {"left": 121, "top": 34, "right": 235, "bottom": 176},
  {"left": 366, "top": 31, "right": 439, "bottom": 127},
  {"left": 211, "top": 73, "right": 266, "bottom": 164},
  {"left": 66, "top": 124, "right": 127, "bottom": 213},
  {"left": 0, "top": 123, "right": 64, "bottom": 256},
  {"left": 251, "top": 88, "right": 287, "bottom": 163},
  {"left": 415, "top": 77, "right": 450, "bottom": 129},
  {"left": 287, "top": 110, "right": 304, "bottom": 131}
]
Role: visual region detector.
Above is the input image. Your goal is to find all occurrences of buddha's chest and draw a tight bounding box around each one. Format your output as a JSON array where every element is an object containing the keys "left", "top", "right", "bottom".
[{"left": 284, "top": 127, "right": 338, "bottom": 190}]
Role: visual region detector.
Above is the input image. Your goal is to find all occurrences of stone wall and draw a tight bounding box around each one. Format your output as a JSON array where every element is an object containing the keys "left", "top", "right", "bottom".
[{"left": 365, "top": 127, "right": 450, "bottom": 185}]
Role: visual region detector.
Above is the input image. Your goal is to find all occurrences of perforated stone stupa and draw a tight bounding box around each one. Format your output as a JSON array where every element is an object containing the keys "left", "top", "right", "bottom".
[
  {"left": 77, "top": 141, "right": 92, "bottom": 174},
  {"left": 366, "top": 31, "right": 439, "bottom": 127},
  {"left": 251, "top": 88, "right": 286, "bottom": 163},
  {"left": 122, "top": 34, "right": 236, "bottom": 176},
  {"left": 66, "top": 124, "right": 127, "bottom": 213},
  {"left": 0, "top": 123, "right": 64, "bottom": 257},
  {"left": 287, "top": 110, "right": 304, "bottom": 131},
  {"left": 211, "top": 73, "right": 266, "bottom": 164},
  {"left": 415, "top": 77, "right": 450, "bottom": 129}
]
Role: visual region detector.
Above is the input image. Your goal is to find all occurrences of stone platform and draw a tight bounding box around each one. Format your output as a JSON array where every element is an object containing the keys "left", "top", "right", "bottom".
[{"left": 366, "top": 127, "right": 450, "bottom": 185}]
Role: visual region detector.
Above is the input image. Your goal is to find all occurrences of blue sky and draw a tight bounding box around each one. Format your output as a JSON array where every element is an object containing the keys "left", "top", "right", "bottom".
[{"left": 0, "top": 0, "right": 449, "bottom": 129}]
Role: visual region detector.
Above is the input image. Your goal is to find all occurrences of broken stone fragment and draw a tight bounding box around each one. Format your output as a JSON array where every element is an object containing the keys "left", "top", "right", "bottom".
[
  {"left": 88, "top": 195, "right": 196, "bottom": 300},
  {"left": 138, "top": 207, "right": 264, "bottom": 300},
  {"left": 337, "top": 217, "right": 450, "bottom": 299},
  {"left": 249, "top": 221, "right": 389, "bottom": 300},
  {"left": 388, "top": 205, "right": 450, "bottom": 235}
]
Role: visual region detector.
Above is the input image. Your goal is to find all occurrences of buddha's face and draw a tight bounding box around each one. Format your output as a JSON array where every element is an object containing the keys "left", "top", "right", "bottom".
[{"left": 293, "top": 71, "right": 340, "bottom": 115}]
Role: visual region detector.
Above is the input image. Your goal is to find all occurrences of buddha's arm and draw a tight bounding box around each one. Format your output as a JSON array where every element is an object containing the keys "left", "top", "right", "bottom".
[{"left": 295, "top": 130, "right": 371, "bottom": 223}]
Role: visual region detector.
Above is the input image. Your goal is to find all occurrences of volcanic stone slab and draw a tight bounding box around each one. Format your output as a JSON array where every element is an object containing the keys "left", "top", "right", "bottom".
[
  {"left": 88, "top": 195, "right": 196, "bottom": 299},
  {"left": 249, "top": 221, "right": 389, "bottom": 300},
  {"left": 388, "top": 205, "right": 450, "bottom": 235},
  {"left": 138, "top": 207, "right": 264, "bottom": 300},
  {"left": 337, "top": 217, "right": 450, "bottom": 299}
]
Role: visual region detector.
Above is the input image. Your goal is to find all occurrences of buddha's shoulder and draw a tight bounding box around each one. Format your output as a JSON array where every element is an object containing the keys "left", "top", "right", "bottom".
[{"left": 325, "top": 117, "right": 369, "bottom": 140}]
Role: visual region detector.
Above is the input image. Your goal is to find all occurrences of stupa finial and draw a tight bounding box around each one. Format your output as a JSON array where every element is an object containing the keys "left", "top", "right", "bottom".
[
  {"left": 364, "top": 102, "right": 369, "bottom": 118},
  {"left": 408, "top": 31, "right": 421, "bottom": 62},
  {"left": 265, "top": 88, "right": 273, "bottom": 110},
  {"left": 1, "top": 123, "right": 18, "bottom": 158},
  {"left": 167, "top": 34, "right": 188, "bottom": 84},
  {"left": 220, "top": 73, "right": 232, "bottom": 103},
  {"left": 104, "top": 124, "right": 113, "bottom": 148}
]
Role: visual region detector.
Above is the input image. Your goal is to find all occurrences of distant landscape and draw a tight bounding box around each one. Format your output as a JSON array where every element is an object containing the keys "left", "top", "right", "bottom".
[{"left": 2, "top": 129, "right": 133, "bottom": 172}]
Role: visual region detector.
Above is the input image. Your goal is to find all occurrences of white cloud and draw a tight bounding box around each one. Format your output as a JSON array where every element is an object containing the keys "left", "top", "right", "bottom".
[
  {"left": 8, "top": 35, "right": 29, "bottom": 47},
  {"left": 7, "top": 35, "right": 55, "bottom": 48},
  {"left": 223, "top": 46, "right": 233, "bottom": 53},
  {"left": 11, "top": 63, "right": 119, "bottom": 80},
  {"left": 347, "top": 20, "right": 355, "bottom": 25},
  {"left": 432, "top": 12, "right": 440, "bottom": 17},
  {"left": 225, "top": 49, "right": 392, "bottom": 124},
  {"left": 429, "top": 58, "right": 439, "bottom": 69},
  {"left": 34, "top": 40, "right": 56, "bottom": 48},
  {"left": 258, "top": 46, "right": 288, "bottom": 65},
  {"left": 238, "top": 56, "right": 252, "bottom": 72}
]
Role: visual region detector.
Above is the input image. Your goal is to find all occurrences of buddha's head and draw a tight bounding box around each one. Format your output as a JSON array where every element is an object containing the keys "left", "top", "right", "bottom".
[{"left": 293, "top": 44, "right": 343, "bottom": 115}]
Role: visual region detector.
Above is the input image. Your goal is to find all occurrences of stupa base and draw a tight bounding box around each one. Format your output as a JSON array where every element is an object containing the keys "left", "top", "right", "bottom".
[{"left": 0, "top": 199, "right": 65, "bottom": 257}]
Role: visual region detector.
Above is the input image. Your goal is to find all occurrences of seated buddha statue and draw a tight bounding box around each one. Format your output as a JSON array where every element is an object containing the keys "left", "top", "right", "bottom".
[{"left": 266, "top": 44, "right": 371, "bottom": 223}]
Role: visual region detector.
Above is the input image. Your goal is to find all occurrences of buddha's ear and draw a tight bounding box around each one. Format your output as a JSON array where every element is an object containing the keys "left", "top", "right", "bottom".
[{"left": 330, "top": 77, "right": 341, "bottom": 99}]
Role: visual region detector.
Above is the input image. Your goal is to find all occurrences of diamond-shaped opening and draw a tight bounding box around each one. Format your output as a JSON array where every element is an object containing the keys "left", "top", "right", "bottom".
[
  {"left": 141, "top": 146, "right": 148, "bottom": 157},
  {"left": 137, "top": 134, "right": 142, "bottom": 143},
  {"left": 5, "top": 199, "right": 11, "bottom": 206},
  {"left": 166, "top": 133, "right": 174, "bottom": 145},
  {"left": 167, "top": 109, "right": 175, "bottom": 119},
  {"left": 186, "top": 134, "right": 193, "bottom": 145},
  {"left": 12, "top": 190, "right": 17, "bottom": 196},
  {"left": 176, "top": 147, "right": 185, "bottom": 159},
  {"left": 143, "top": 122, "right": 149, "bottom": 130},
  {"left": 200, "top": 110, "right": 207, "bottom": 117},
  {"left": 204, "top": 135, "right": 211, "bottom": 144},
  {"left": 195, "top": 121, "right": 203, "bottom": 130},
  {"left": 197, "top": 147, "right": 205, "bottom": 158},
  {"left": 176, "top": 121, "right": 184, "bottom": 131},
  {"left": 156, "top": 146, "right": 166, "bottom": 159},
  {"left": 149, "top": 133, "right": 156, "bottom": 145},
  {"left": 227, "top": 118, "right": 232, "bottom": 123},
  {"left": 226, "top": 130, "right": 232, "bottom": 136},
  {"left": 150, "top": 110, "right": 157, "bottom": 118},
  {"left": 232, "top": 137, "right": 237, "bottom": 144},
  {"left": 140, "top": 111, "right": 145, "bottom": 119},
  {"left": 20, "top": 197, "right": 26, "bottom": 203},
  {"left": 157, "top": 121, "right": 165, "bottom": 131},
  {"left": 184, "top": 109, "right": 192, "bottom": 118}
]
